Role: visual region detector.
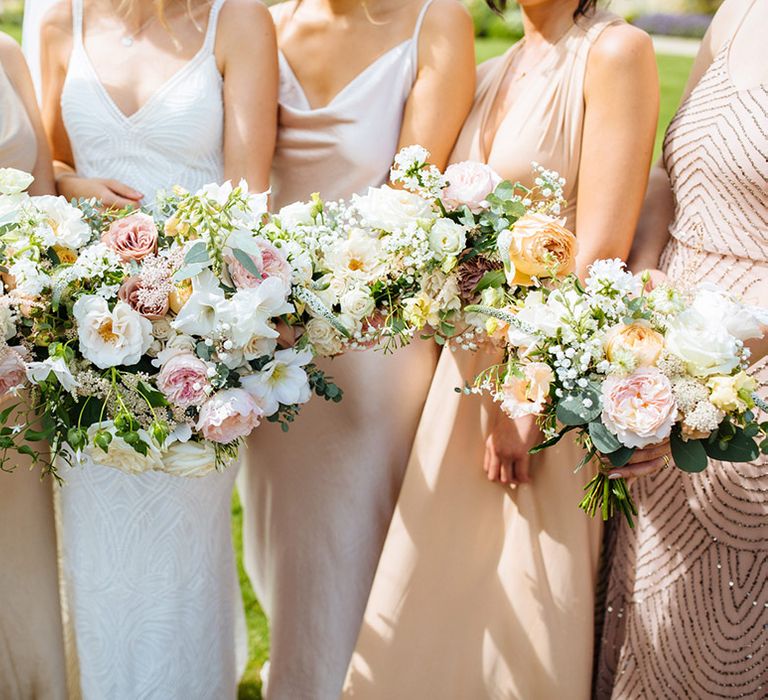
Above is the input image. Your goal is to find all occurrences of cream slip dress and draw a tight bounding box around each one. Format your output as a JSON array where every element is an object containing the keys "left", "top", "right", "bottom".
[
  {"left": 57, "top": 1, "right": 245, "bottom": 697},
  {"left": 344, "top": 11, "right": 621, "bottom": 699},
  {"left": 0, "top": 58, "right": 68, "bottom": 700},
  {"left": 239, "top": 2, "right": 439, "bottom": 698}
]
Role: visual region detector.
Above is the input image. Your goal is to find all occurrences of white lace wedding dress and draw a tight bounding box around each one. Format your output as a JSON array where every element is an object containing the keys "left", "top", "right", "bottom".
[{"left": 57, "top": 0, "right": 245, "bottom": 697}]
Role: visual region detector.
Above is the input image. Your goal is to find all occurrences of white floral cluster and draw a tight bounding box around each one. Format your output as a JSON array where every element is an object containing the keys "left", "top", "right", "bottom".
[{"left": 389, "top": 144, "right": 447, "bottom": 199}]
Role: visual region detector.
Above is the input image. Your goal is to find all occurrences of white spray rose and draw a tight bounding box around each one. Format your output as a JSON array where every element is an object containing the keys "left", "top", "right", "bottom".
[
  {"left": 32, "top": 195, "right": 91, "bottom": 250},
  {"left": 665, "top": 308, "right": 741, "bottom": 377},
  {"left": 352, "top": 185, "right": 433, "bottom": 230},
  {"left": 428, "top": 218, "right": 467, "bottom": 259}
]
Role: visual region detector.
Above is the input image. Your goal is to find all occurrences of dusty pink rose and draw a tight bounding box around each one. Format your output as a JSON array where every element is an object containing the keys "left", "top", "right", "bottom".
[
  {"left": 601, "top": 368, "right": 677, "bottom": 449},
  {"left": 196, "top": 388, "right": 264, "bottom": 443},
  {"left": 0, "top": 346, "right": 27, "bottom": 398},
  {"left": 157, "top": 353, "right": 211, "bottom": 408},
  {"left": 118, "top": 276, "right": 169, "bottom": 320},
  {"left": 442, "top": 161, "right": 502, "bottom": 213},
  {"left": 225, "top": 239, "right": 292, "bottom": 290},
  {"left": 102, "top": 212, "right": 158, "bottom": 262},
  {"left": 500, "top": 362, "right": 554, "bottom": 419}
]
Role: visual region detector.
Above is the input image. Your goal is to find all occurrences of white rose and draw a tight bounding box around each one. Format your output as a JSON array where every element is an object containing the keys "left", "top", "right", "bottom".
[
  {"left": 84, "top": 422, "right": 164, "bottom": 474},
  {"left": 221, "top": 277, "right": 292, "bottom": 348},
  {"left": 665, "top": 308, "right": 741, "bottom": 377},
  {"left": 340, "top": 286, "right": 375, "bottom": 321},
  {"left": 324, "top": 229, "right": 385, "bottom": 283},
  {"left": 305, "top": 317, "right": 344, "bottom": 356},
  {"left": 74, "top": 296, "right": 153, "bottom": 369},
  {"left": 278, "top": 201, "right": 315, "bottom": 229},
  {"left": 162, "top": 440, "right": 218, "bottom": 477},
  {"left": 0, "top": 168, "right": 34, "bottom": 196},
  {"left": 690, "top": 285, "right": 764, "bottom": 342},
  {"left": 0, "top": 192, "right": 29, "bottom": 225},
  {"left": 428, "top": 218, "right": 467, "bottom": 258},
  {"left": 352, "top": 185, "right": 433, "bottom": 230},
  {"left": 32, "top": 195, "right": 91, "bottom": 250},
  {"left": 0, "top": 304, "right": 16, "bottom": 341}
]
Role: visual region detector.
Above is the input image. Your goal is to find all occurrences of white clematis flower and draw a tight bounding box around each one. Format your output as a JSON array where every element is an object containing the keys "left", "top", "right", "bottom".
[
  {"left": 172, "top": 269, "right": 227, "bottom": 337},
  {"left": 241, "top": 348, "right": 313, "bottom": 416},
  {"left": 27, "top": 356, "right": 78, "bottom": 393}
]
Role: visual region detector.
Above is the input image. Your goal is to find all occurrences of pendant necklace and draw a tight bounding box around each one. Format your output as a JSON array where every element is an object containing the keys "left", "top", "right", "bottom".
[{"left": 121, "top": 14, "right": 157, "bottom": 47}]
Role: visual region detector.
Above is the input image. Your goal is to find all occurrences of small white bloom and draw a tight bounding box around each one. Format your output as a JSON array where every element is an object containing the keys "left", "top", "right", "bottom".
[
  {"left": 241, "top": 348, "right": 313, "bottom": 416},
  {"left": 27, "top": 356, "right": 78, "bottom": 393},
  {"left": 172, "top": 269, "right": 227, "bottom": 337}
]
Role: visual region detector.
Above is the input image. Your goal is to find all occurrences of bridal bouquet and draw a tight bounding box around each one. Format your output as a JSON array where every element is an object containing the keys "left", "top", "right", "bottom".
[
  {"left": 0, "top": 168, "right": 338, "bottom": 478},
  {"left": 471, "top": 257, "right": 768, "bottom": 525}
]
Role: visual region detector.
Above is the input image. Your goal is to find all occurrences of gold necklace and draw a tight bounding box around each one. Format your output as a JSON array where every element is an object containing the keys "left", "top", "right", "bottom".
[{"left": 120, "top": 13, "right": 157, "bottom": 47}]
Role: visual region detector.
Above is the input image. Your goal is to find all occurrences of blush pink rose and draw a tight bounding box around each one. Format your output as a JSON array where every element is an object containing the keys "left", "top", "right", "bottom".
[
  {"left": 196, "top": 388, "right": 264, "bottom": 443},
  {"left": 225, "top": 239, "right": 292, "bottom": 290},
  {"left": 102, "top": 212, "right": 158, "bottom": 262},
  {"left": 442, "top": 161, "right": 502, "bottom": 213},
  {"left": 601, "top": 368, "right": 677, "bottom": 449},
  {"left": 157, "top": 352, "right": 211, "bottom": 408},
  {"left": 0, "top": 346, "right": 27, "bottom": 398},
  {"left": 118, "top": 276, "right": 169, "bottom": 320}
]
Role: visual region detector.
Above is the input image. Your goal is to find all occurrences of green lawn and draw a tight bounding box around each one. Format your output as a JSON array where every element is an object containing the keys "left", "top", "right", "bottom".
[{"left": 0, "top": 23, "right": 691, "bottom": 699}]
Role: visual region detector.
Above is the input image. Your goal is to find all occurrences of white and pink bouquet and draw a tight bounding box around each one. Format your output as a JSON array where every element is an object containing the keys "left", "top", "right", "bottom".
[
  {"left": 0, "top": 168, "right": 339, "bottom": 478},
  {"left": 470, "top": 258, "right": 767, "bottom": 525}
]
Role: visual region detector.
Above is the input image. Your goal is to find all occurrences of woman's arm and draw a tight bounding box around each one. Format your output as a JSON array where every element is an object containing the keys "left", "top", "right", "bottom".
[
  {"left": 396, "top": 0, "right": 476, "bottom": 169},
  {"left": 0, "top": 34, "right": 56, "bottom": 195},
  {"left": 40, "top": 2, "right": 143, "bottom": 206},
  {"left": 574, "top": 24, "right": 659, "bottom": 275},
  {"left": 217, "top": 0, "right": 279, "bottom": 191}
]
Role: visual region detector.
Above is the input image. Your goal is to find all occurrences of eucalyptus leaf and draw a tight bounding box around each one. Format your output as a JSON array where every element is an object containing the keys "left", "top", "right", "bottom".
[
  {"left": 703, "top": 428, "right": 759, "bottom": 463},
  {"left": 670, "top": 432, "right": 708, "bottom": 473},
  {"left": 556, "top": 387, "right": 601, "bottom": 426},
  {"left": 589, "top": 420, "right": 622, "bottom": 454},
  {"left": 608, "top": 446, "right": 635, "bottom": 467},
  {"left": 184, "top": 241, "right": 210, "bottom": 265},
  {"left": 173, "top": 262, "right": 209, "bottom": 282},
  {"left": 232, "top": 248, "right": 262, "bottom": 279},
  {"left": 229, "top": 229, "right": 265, "bottom": 261}
]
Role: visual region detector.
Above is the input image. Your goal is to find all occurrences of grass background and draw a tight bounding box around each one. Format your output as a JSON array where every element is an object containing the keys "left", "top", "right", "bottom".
[{"left": 0, "top": 17, "right": 693, "bottom": 697}]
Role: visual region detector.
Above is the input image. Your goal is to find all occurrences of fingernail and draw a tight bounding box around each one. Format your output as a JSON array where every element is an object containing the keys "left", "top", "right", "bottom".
[{"left": 608, "top": 473, "right": 623, "bottom": 480}]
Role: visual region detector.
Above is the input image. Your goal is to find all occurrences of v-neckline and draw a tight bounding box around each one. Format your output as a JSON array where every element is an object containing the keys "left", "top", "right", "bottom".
[
  {"left": 278, "top": 40, "right": 410, "bottom": 112},
  {"left": 78, "top": 41, "right": 215, "bottom": 123}
]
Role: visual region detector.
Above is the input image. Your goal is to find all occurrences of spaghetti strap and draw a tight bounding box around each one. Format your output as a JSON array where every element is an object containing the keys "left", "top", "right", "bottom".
[
  {"left": 202, "top": 0, "right": 228, "bottom": 53},
  {"left": 409, "top": 0, "right": 434, "bottom": 78},
  {"left": 71, "top": 0, "right": 83, "bottom": 45}
]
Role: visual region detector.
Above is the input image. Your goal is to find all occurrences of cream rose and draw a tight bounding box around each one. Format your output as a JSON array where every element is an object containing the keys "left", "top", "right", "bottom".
[
  {"left": 84, "top": 422, "right": 164, "bottom": 474},
  {"left": 162, "top": 440, "right": 219, "bottom": 477},
  {"left": 605, "top": 321, "right": 665, "bottom": 368},
  {"left": 0, "top": 168, "right": 34, "bottom": 195},
  {"left": 73, "top": 296, "right": 153, "bottom": 369},
  {"left": 339, "top": 286, "right": 375, "bottom": 321},
  {"left": 441, "top": 161, "right": 502, "bottom": 213},
  {"left": 498, "top": 213, "right": 577, "bottom": 286},
  {"left": 428, "top": 218, "right": 468, "bottom": 259},
  {"left": 102, "top": 212, "right": 158, "bottom": 262},
  {"left": 305, "top": 318, "right": 344, "bottom": 356},
  {"left": 601, "top": 368, "right": 677, "bottom": 449},
  {"left": 32, "top": 195, "right": 91, "bottom": 250},
  {"left": 278, "top": 201, "right": 315, "bottom": 229},
  {"left": 499, "top": 363, "right": 554, "bottom": 419}
]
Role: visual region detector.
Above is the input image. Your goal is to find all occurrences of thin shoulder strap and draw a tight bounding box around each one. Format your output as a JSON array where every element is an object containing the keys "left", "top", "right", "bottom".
[
  {"left": 409, "top": 0, "right": 434, "bottom": 78},
  {"left": 202, "top": 0, "right": 227, "bottom": 53},
  {"left": 71, "top": 0, "right": 84, "bottom": 46},
  {"left": 411, "top": 0, "right": 434, "bottom": 42}
]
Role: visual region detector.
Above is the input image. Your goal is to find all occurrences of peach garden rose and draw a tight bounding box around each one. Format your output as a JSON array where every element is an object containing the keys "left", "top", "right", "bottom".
[
  {"left": 601, "top": 367, "right": 677, "bottom": 449},
  {"left": 102, "top": 212, "right": 158, "bottom": 262},
  {"left": 605, "top": 321, "right": 665, "bottom": 368}
]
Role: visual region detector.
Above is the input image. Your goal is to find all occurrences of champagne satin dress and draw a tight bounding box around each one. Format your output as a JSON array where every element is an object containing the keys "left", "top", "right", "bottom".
[
  {"left": 595, "top": 16, "right": 768, "bottom": 698},
  {"left": 0, "top": 59, "right": 67, "bottom": 700},
  {"left": 239, "top": 3, "right": 439, "bottom": 698},
  {"left": 344, "top": 12, "right": 621, "bottom": 699}
]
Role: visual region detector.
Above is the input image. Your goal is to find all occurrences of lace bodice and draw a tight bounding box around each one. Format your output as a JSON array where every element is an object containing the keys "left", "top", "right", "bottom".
[{"left": 61, "top": 0, "right": 225, "bottom": 204}]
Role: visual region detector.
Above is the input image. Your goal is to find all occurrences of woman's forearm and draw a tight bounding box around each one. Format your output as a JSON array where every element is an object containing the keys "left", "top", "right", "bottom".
[{"left": 627, "top": 165, "right": 675, "bottom": 272}]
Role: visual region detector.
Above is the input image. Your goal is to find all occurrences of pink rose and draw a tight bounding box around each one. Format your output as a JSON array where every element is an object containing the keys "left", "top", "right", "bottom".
[
  {"left": 442, "top": 161, "right": 502, "bottom": 213},
  {"left": 102, "top": 212, "right": 158, "bottom": 262},
  {"left": 118, "top": 276, "right": 169, "bottom": 320},
  {"left": 196, "top": 388, "right": 264, "bottom": 443},
  {"left": 225, "top": 239, "right": 292, "bottom": 290},
  {"left": 601, "top": 368, "right": 677, "bottom": 449},
  {"left": 0, "top": 346, "right": 27, "bottom": 398},
  {"left": 157, "top": 353, "right": 211, "bottom": 408},
  {"left": 500, "top": 362, "right": 554, "bottom": 419}
]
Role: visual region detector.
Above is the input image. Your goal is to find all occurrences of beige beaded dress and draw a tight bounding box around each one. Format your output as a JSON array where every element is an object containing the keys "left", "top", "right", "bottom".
[
  {"left": 239, "top": 3, "right": 440, "bottom": 698},
  {"left": 0, "top": 61, "right": 68, "bottom": 700},
  {"left": 595, "top": 26, "right": 768, "bottom": 700},
  {"left": 343, "top": 12, "right": 621, "bottom": 699}
]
